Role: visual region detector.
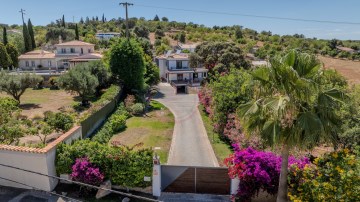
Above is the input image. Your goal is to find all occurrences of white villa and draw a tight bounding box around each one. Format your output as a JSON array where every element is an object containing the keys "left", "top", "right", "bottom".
[
  {"left": 95, "top": 32, "right": 121, "bottom": 40},
  {"left": 18, "top": 40, "right": 102, "bottom": 70},
  {"left": 156, "top": 53, "right": 208, "bottom": 94}
]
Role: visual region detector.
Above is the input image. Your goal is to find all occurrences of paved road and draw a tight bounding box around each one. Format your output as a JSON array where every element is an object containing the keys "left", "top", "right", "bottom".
[{"left": 154, "top": 83, "right": 219, "bottom": 167}]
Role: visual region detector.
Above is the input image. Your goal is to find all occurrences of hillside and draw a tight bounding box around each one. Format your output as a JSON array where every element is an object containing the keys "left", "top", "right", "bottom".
[{"left": 319, "top": 55, "right": 360, "bottom": 84}]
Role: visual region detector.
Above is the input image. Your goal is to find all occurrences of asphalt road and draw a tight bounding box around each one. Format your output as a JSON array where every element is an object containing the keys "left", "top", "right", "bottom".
[{"left": 154, "top": 83, "right": 219, "bottom": 167}]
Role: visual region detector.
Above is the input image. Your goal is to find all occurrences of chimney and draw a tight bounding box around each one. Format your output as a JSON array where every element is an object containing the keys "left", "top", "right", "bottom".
[{"left": 59, "top": 35, "right": 63, "bottom": 44}]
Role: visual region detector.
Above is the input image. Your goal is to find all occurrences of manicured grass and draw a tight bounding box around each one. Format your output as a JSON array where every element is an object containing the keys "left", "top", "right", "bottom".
[
  {"left": 110, "top": 101, "right": 175, "bottom": 163},
  {"left": 198, "top": 105, "right": 233, "bottom": 166}
]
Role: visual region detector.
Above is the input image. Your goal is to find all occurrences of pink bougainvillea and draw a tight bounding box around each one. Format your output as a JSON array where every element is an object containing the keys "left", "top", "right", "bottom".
[
  {"left": 225, "top": 146, "right": 310, "bottom": 201},
  {"left": 71, "top": 157, "right": 104, "bottom": 186}
]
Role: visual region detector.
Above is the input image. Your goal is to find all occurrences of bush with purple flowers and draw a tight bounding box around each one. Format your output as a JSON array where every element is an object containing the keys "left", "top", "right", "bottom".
[
  {"left": 70, "top": 157, "right": 104, "bottom": 187},
  {"left": 225, "top": 145, "right": 309, "bottom": 201}
]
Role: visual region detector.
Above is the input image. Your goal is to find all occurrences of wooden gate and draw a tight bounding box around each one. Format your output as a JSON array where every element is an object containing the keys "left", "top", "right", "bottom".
[{"left": 161, "top": 165, "right": 231, "bottom": 195}]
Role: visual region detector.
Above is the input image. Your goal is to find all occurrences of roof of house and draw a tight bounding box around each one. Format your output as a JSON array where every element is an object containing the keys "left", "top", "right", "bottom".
[
  {"left": 18, "top": 50, "right": 55, "bottom": 59},
  {"left": 177, "top": 43, "right": 199, "bottom": 49},
  {"left": 156, "top": 53, "right": 189, "bottom": 60},
  {"left": 336, "top": 46, "right": 355, "bottom": 52},
  {"left": 69, "top": 53, "right": 103, "bottom": 62},
  {"left": 55, "top": 40, "right": 94, "bottom": 46}
]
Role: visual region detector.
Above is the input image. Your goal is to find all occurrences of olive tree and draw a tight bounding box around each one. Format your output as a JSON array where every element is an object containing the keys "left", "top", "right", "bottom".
[
  {"left": 58, "top": 64, "right": 99, "bottom": 106},
  {"left": 0, "top": 72, "right": 42, "bottom": 102}
]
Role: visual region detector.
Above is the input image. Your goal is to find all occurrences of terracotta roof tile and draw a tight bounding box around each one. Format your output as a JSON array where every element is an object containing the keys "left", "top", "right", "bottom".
[{"left": 56, "top": 40, "right": 94, "bottom": 46}]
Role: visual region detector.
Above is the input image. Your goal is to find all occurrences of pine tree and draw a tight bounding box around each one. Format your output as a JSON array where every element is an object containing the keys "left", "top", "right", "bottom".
[
  {"left": 28, "top": 19, "right": 36, "bottom": 49},
  {"left": 75, "top": 24, "right": 79, "bottom": 40},
  {"left": 85, "top": 17, "right": 90, "bottom": 24},
  {"left": 0, "top": 42, "right": 11, "bottom": 68},
  {"left": 96, "top": 16, "right": 99, "bottom": 21},
  {"left": 2, "top": 27, "right": 8, "bottom": 45},
  {"left": 6, "top": 43, "right": 19, "bottom": 69},
  {"left": 62, "top": 15, "right": 65, "bottom": 27},
  {"left": 22, "top": 23, "right": 32, "bottom": 52},
  {"left": 102, "top": 14, "right": 105, "bottom": 23},
  {"left": 80, "top": 17, "right": 84, "bottom": 24},
  {"left": 153, "top": 15, "right": 160, "bottom": 21}
]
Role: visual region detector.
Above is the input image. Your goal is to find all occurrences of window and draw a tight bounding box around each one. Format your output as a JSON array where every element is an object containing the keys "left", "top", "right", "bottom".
[
  {"left": 176, "top": 61, "right": 182, "bottom": 69},
  {"left": 31, "top": 61, "right": 35, "bottom": 67},
  {"left": 88, "top": 49, "right": 91, "bottom": 53},
  {"left": 203, "top": 72, "right": 207, "bottom": 78},
  {"left": 48, "top": 61, "right": 52, "bottom": 67},
  {"left": 177, "top": 74, "right": 183, "bottom": 81},
  {"left": 81, "top": 48, "right": 83, "bottom": 54},
  {"left": 61, "top": 48, "right": 66, "bottom": 53},
  {"left": 193, "top": 73, "right": 198, "bottom": 79},
  {"left": 70, "top": 48, "right": 75, "bottom": 53},
  {"left": 25, "top": 61, "right": 29, "bottom": 67}
]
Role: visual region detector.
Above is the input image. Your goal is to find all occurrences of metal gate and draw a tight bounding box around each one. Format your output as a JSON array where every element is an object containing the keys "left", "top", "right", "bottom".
[{"left": 161, "top": 165, "right": 231, "bottom": 195}]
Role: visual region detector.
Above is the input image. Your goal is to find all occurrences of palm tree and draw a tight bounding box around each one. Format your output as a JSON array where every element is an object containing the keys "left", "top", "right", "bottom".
[{"left": 238, "top": 50, "right": 346, "bottom": 202}]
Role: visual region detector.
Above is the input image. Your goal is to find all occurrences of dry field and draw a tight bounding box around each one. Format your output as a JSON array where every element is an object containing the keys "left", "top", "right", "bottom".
[
  {"left": 0, "top": 88, "right": 76, "bottom": 118},
  {"left": 318, "top": 55, "right": 360, "bottom": 84}
]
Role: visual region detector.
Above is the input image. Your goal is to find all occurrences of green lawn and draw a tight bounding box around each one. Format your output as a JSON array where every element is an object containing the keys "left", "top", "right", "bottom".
[
  {"left": 110, "top": 101, "right": 175, "bottom": 163},
  {"left": 198, "top": 105, "right": 233, "bottom": 166}
]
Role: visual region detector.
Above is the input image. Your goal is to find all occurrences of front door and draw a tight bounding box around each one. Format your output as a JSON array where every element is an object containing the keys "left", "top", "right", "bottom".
[{"left": 177, "top": 74, "right": 183, "bottom": 81}]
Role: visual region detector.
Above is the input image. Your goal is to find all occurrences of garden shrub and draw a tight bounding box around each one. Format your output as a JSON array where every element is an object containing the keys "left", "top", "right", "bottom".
[
  {"left": 225, "top": 145, "right": 309, "bottom": 201},
  {"left": 130, "top": 103, "right": 144, "bottom": 116},
  {"left": 56, "top": 139, "right": 153, "bottom": 188},
  {"left": 44, "top": 111, "right": 74, "bottom": 132},
  {"left": 124, "top": 94, "right": 136, "bottom": 110},
  {"left": 92, "top": 103, "right": 128, "bottom": 144},
  {"left": 49, "top": 77, "right": 59, "bottom": 90},
  {"left": 288, "top": 149, "right": 360, "bottom": 201},
  {"left": 71, "top": 157, "right": 104, "bottom": 186}
]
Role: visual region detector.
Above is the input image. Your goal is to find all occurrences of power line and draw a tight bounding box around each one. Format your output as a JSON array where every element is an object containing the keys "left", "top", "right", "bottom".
[
  {"left": 0, "top": 163, "right": 160, "bottom": 202},
  {"left": 135, "top": 4, "right": 360, "bottom": 26},
  {"left": 0, "top": 176, "right": 82, "bottom": 202}
]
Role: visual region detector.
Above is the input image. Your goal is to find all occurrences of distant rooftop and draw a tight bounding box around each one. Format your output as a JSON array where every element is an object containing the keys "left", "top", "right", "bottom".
[
  {"left": 18, "top": 50, "right": 55, "bottom": 59},
  {"left": 55, "top": 40, "right": 94, "bottom": 46},
  {"left": 156, "top": 53, "right": 189, "bottom": 60}
]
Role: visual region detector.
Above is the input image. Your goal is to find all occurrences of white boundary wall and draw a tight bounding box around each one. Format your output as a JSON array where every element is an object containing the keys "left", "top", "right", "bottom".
[{"left": 0, "top": 126, "right": 82, "bottom": 191}]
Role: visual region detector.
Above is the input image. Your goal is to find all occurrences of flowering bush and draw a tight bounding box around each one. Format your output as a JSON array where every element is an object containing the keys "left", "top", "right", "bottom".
[
  {"left": 71, "top": 157, "right": 104, "bottom": 186},
  {"left": 288, "top": 149, "right": 360, "bottom": 201},
  {"left": 225, "top": 145, "right": 309, "bottom": 201},
  {"left": 56, "top": 139, "right": 153, "bottom": 188},
  {"left": 198, "top": 85, "right": 213, "bottom": 116}
]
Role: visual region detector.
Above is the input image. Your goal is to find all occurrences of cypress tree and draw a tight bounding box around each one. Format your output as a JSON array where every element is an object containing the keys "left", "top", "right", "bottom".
[
  {"left": 0, "top": 42, "right": 11, "bottom": 68},
  {"left": 6, "top": 43, "right": 19, "bottom": 69},
  {"left": 102, "top": 14, "right": 105, "bottom": 23},
  {"left": 80, "top": 17, "right": 84, "bottom": 24},
  {"left": 28, "top": 19, "right": 36, "bottom": 49},
  {"left": 22, "top": 23, "right": 32, "bottom": 52},
  {"left": 2, "top": 27, "right": 8, "bottom": 45},
  {"left": 62, "top": 15, "right": 65, "bottom": 27},
  {"left": 75, "top": 24, "right": 79, "bottom": 40}
]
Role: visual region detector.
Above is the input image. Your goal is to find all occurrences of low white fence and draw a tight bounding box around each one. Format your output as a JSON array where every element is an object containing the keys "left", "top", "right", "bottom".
[{"left": 0, "top": 126, "right": 82, "bottom": 191}]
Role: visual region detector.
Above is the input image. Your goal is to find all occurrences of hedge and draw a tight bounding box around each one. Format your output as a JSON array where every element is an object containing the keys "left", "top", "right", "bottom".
[
  {"left": 56, "top": 139, "right": 153, "bottom": 188},
  {"left": 91, "top": 103, "right": 129, "bottom": 143}
]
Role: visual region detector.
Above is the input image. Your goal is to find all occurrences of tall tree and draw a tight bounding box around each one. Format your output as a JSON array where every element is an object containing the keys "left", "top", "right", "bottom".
[
  {"left": 109, "top": 39, "right": 145, "bottom": 92},
  {"left": 102, "top": 14, "right": 105, "bottom": 23},
  {"left": 238, "top": 50, "right": 346, "bottom": 202},
  {"left": 6, "top": 43, "right": 19, "bottom": 69},
  {"left": 80, "top": 17, "right": 84, "bottom": 24},
  {"left": 2, "top": 27, "right": 8, "bottom": 45},
  {"left": 22, "top": 23, "right": 32, "bottom": 52},
  {"left": 28, "top": 19, "right": 36, "bottom": 49},
  {"left": 75, "top": 24, "right": 80, "bottom": 40},
  {"left": 153, "top": 15, "right": 160, "bottom": 21},
  {"left": 62, "top": 15, "right": 66, "bottom": 27},
  {"left": 0, "top": 42, "right": 11, "bottom": 68}
]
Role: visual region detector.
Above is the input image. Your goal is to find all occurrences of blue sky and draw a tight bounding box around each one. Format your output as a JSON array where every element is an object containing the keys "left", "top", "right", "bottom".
[{"left": 1, "top": 0, "right": 360, "bottom": 40}]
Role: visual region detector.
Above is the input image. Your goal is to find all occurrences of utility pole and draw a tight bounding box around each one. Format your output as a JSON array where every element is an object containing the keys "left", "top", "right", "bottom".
[
  {"left": 19, "top": 9, "right": 26, "bottom": 24},
  {"left": 119, "top": 2, "right": 133, "bottom": 39}
]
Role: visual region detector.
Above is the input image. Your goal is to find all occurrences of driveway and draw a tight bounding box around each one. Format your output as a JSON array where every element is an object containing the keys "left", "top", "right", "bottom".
[{"left": 154, "top": 83, "right": 219, "bottom": 167}]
